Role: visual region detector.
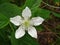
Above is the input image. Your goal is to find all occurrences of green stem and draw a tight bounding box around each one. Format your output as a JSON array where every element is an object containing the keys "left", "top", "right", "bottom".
[{"left": 9, "top": 23, "right": 14, "bottom": 31}]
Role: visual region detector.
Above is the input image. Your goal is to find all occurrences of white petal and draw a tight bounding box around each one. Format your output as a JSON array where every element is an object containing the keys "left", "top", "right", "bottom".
[
  {"left": 22, "top": 7, "right": 31, "bottom": 19},
  {"left": 30, "top": 17, "right": 44, "bottom": 26},
  {"left": 15, "top": 25, "right": 25, "bottom": 39},
  {"left": 28, "top": 26, "right": 37, "bottom": 38},
  {"left": 10, "top": 16, "right": 22, "bottom": 26}
]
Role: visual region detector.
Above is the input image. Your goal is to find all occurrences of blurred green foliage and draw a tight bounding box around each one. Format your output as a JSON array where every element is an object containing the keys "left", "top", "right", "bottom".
[{"left": 0, "top": 0, "right": 60, "bottom": 45}]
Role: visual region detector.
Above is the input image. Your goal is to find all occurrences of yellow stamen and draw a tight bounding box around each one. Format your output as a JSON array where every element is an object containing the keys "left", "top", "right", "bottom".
[{"left": 23, "top": 20, "right": 30, "bottom": 27}]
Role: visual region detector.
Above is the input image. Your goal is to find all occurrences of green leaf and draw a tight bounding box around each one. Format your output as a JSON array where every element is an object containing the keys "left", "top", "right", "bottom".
[
  {"left": 0, "top": 13, "right": 9, "bottom": 29},
  {"left": 32, "top": 8, "right": 51, "bottom": 19},
  {"left": 53, "top": 0, "right": 60, "bottom": 2},
  {"left": 31, "top": 0, "right": 42, "bottom": 8},
  {"left": 11, "top": 31, "right": 39, "bottom": 45},
  {"left": 55, "top": 38, "right": 60, "bottom": 45},
  {"left": 24, "top": 0, "right": 42, "bottom": 8},
  {"left": 53, "top": 12, "right": 60, "bottom": 18},
  {"left": 0, "top": 30, "right": 10, "bottom": 45},
  {"left": 0, "top": 3, "right": 21, "bottom": 18},
  {"left": 0, "top": 0, "right": 10, "bottom": 4},
  {"left": 35, "top": 25, "right": 44, "bottom": 31}
]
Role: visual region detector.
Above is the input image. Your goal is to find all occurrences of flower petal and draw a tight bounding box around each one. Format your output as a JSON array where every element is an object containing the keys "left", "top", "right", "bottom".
[
  {"left": 15, "top": 25, "right": 25, "bottom": 39},
  {"left": 30, "top": 17, "right": 44, "bottom": 26},
  {"left": 28, "top": 26, "right": 37, "bottom": 38},
  {"left": 10, "top": 16, "right": 22, "bottom": 26},
  {"left": 22, "top": 7, "right": 31, "bottom": 19}
]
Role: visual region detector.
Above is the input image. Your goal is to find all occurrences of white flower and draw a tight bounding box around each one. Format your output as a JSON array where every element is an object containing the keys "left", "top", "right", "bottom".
[{"left": 10, "top": 7, "right": 44, "bottom": 39}]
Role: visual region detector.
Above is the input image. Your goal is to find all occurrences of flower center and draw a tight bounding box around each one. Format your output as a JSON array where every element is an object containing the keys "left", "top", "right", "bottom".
[{"left": 23, "top": 20, "right": 30, "bottom": 27}]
